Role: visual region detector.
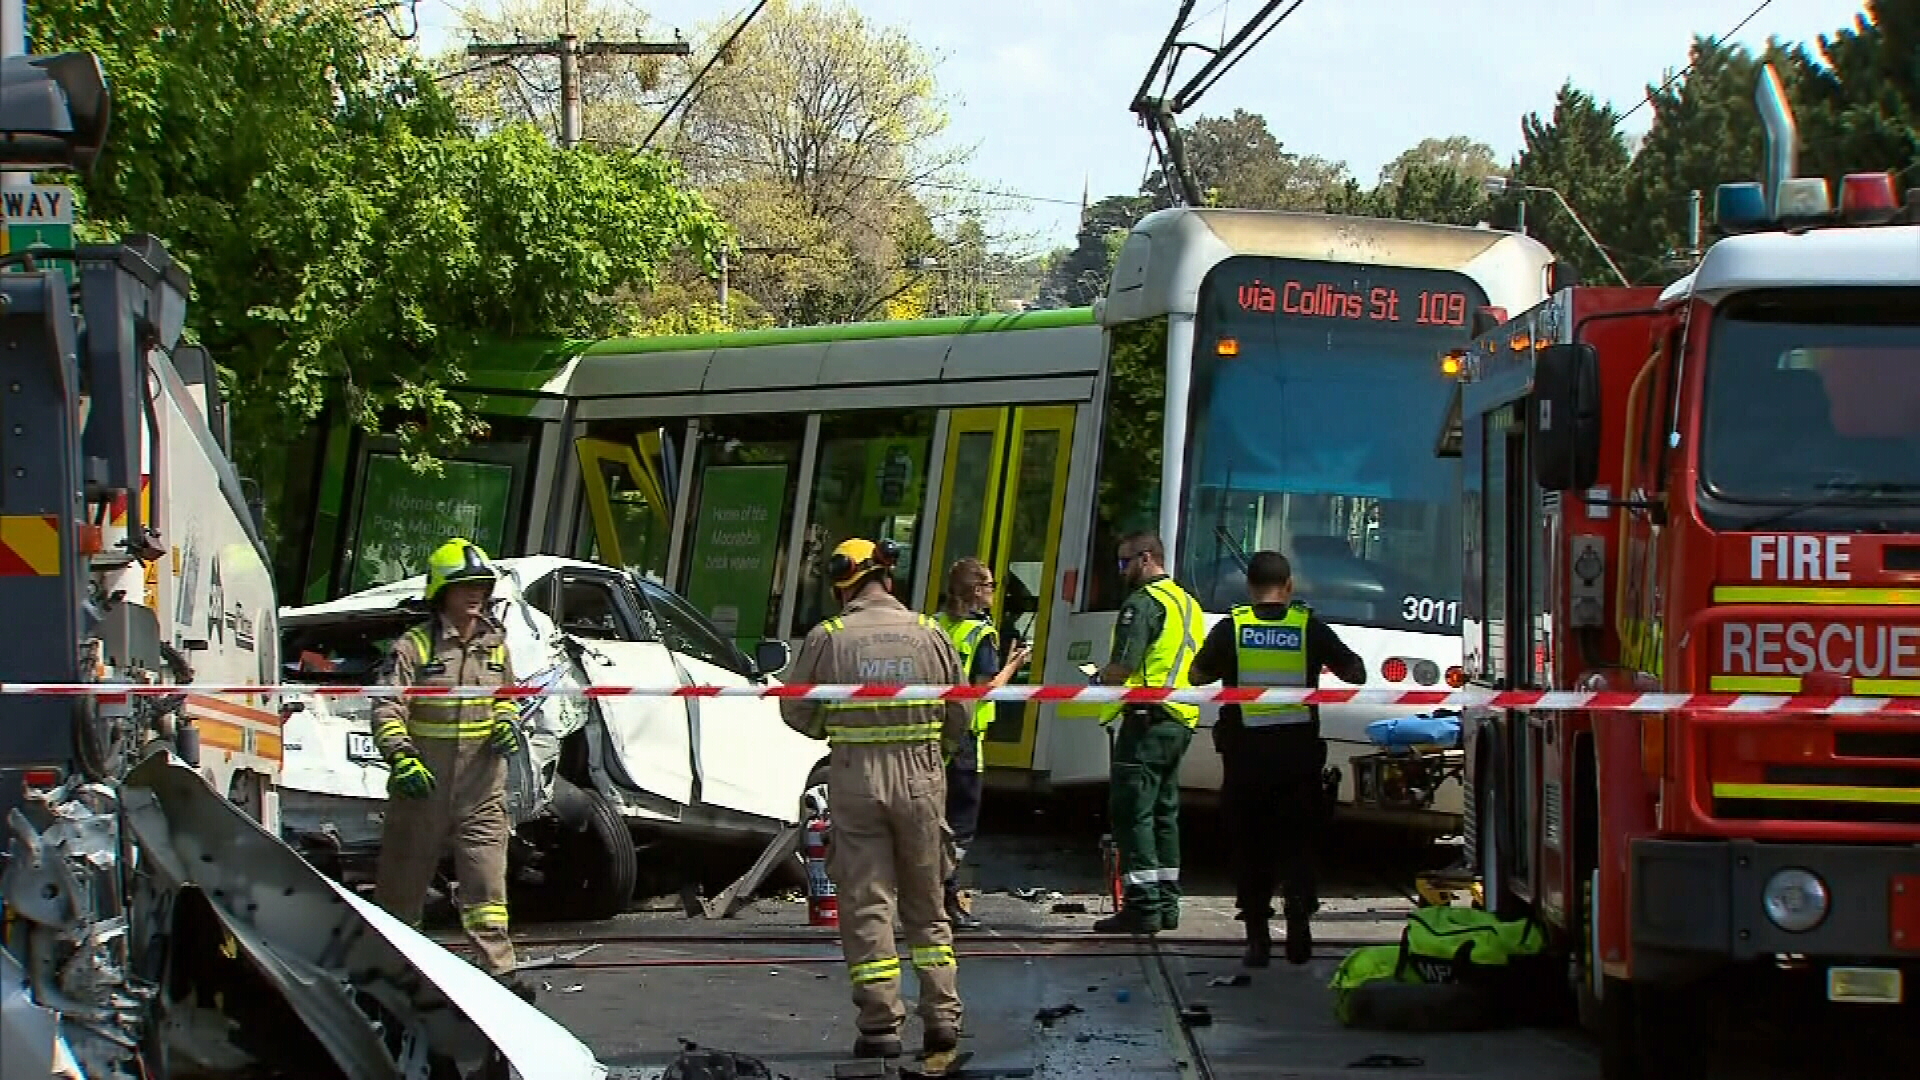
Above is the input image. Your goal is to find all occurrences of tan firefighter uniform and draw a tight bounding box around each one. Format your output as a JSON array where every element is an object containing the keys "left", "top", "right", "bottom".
[
  {"left": 372, "top": 614, "right": 521, "bottom": 975},
  {"left": 782, "top": 582, "right": 972, "bottom": 1044}
]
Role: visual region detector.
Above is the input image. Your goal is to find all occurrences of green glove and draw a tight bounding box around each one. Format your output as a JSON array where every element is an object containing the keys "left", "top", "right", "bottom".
[
  {"left": 388, "top": 754, "right": 435, "bottom": 799},
  {"left": 488, "top": 716, "right": 519, "bottom": 756}
]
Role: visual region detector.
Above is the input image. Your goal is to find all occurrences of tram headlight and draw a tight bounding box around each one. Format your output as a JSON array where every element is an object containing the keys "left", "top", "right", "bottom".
[{"left": 1762, "top": 868, "right": 1829, "bottom": 933}]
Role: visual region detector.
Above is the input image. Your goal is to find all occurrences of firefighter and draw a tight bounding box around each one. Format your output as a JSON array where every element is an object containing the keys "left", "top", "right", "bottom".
[
  {"left": 1187, "top": 550, "right": 1366, "bottom": 967},
  {"left": 782, "top": 538, "right": 972, "bottom": 1063},
  {"left": 1089, "top": 532, "right": 1205, "bottom": 936},
  {"left": 371, "top": 538, "right": 535, "bottom": 1000},
  {"left": 933, "top": 557, "right": 1033, "bottom": 932}
]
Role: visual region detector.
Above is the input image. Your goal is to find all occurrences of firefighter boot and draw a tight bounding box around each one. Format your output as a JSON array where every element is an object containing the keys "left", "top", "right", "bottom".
[
  {"left": 921, "top": 1021, "right": 962, "bottom": 1075},
  {"left": 945, "top": 887, "right": 982, "bottom": 932},
  {"left": 854, "top": 1031, "right": 904, "bottom": 1060},
  {"left": 1242, "top": 916, "right": 1272, "bottom": 969},
  {"left": 497, "top": 972, "right": 538, "bottom": 1004}
]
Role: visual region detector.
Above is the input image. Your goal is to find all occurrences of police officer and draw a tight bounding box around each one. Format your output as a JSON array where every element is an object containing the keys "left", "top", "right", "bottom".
[
  {"left": 782, "top": 538, "right": 972, "bottom": 1063},
  {"left": 372, "top": 538, "right": 535, "bottom": 1000},
  {"left": 1187, "top": 550, "right": 1365, "bottom": 967},
  {"left": 1089, "top": 532, "right": 1205, "bottom": 936},
  {"left": 933, "top": 557, "right": 1032, "bottom": 932}
]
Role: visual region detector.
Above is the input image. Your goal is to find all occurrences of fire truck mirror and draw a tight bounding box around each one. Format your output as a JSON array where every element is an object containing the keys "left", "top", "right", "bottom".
[{"left": 1531, "top": 342, "right": 1601, "bottom": 492}]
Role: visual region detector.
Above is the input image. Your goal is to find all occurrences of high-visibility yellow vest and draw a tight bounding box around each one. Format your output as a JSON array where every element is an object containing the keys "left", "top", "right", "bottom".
[
  {"left": 935, "top": 612, "right": 996, "bottom": 764},
  {"left": 1101, "top": 578, "right": 1204, "bottom": 728},
  {"left": 1230, "top": 604, "right": 1311, "bottom": 725}
]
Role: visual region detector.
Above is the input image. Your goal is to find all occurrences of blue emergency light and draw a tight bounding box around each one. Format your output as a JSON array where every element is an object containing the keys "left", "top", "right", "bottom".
[{"left": 1714, "top": 182, "right": 1769, "bottom": 232}]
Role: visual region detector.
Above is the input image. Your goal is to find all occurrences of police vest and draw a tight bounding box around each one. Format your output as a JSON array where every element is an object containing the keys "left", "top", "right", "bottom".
[
  {"left": 934, "top": 612, "right": 996, "bottom": 764},
  {"left": 1103, "top": 578, "right": 1205, "bottom": 728},
  {"left": 1230, "top": 604, "right": 1311, "bottom": 725}
]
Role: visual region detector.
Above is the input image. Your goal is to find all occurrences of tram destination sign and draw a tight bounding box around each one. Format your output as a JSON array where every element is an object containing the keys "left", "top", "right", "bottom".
[{"left": 1203, "top": 256, "right": 1486, "bottom": 333}]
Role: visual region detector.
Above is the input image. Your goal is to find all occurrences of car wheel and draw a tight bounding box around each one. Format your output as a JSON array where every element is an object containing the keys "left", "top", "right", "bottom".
[{"left": 547, "top": 789, "right": 637, "bottom": 922}]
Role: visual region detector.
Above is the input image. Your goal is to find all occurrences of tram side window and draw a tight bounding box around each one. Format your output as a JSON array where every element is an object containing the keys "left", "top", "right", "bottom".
[
  {"left": 795, "top": 410, "right": 934, "bottom": 635},
  {"left": 571, "top": 418, "right": 688, "bottom": 584},
  {"left": 1088, "top": 317, "right": 1169, "bottom": 611},
  {"left": 679, "top": 414, "right": 806, "bottom": 653}
]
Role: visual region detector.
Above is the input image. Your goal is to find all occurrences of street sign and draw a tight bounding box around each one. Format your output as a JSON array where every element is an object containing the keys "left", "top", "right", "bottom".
[{"left": 0, "top": 183, "right": 75, "bottom": 282}]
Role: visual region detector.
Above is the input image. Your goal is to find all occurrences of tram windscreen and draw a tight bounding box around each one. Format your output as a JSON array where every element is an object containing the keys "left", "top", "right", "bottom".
[{"left": 1180, "top": 256, "right": 1487, "bottom": 634}]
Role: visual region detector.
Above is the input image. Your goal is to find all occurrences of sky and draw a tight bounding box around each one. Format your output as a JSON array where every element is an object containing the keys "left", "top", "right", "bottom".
[{"left": 410, "top": 0, "right": 1877, "bottom": 253}]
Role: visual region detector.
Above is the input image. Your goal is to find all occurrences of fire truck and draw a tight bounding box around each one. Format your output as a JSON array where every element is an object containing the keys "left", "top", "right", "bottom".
[
  {"left": 0, "top": 52, "right": 602, "bottom": 1079},
  {"left": 1448, "top": 65, "right": 1920, "bottom": 1078}
]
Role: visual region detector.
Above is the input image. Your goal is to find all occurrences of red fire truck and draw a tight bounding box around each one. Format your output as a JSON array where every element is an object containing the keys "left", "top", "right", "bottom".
[{"left": 1447, "top": 67, "right": 1920, "bottom": 1078}]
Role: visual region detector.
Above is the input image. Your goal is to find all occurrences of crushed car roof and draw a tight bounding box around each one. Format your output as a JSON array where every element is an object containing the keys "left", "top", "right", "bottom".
[{"left": 280, "top": 555, "right": 606, "bottom": 619}]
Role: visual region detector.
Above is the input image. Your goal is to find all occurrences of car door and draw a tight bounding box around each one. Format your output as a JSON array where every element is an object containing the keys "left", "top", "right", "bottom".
[
  {"left": 635, "top": 579, "right": 824, "bottom": 823},
  {"left": 536, "top": 569, "right": 696, "bottom": 807}
]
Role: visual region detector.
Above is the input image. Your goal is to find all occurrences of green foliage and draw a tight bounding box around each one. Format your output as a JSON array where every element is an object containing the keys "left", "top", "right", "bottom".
[
  {"left": 1509, "top": 84, "right": 1633, "bottom": 284},
  {"left": 35, "top": 0, "right": 724, "bottom": 537},
  {"left": 1143, "top": 110, "right": 1349, "bottom": 211},
  {"left": 1097, "top": 317, "right": 1169, "bottom": 534}
]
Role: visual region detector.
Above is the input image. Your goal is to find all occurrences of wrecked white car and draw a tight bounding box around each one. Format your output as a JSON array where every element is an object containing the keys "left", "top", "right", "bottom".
[{"left": 275, "top": 556, "right": 829, "bottom": 920}]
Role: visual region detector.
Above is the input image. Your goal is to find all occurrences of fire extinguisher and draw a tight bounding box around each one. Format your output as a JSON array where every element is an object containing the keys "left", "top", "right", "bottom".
[{"left": 803, "top": 815, "right": 838, "bottom": 927}]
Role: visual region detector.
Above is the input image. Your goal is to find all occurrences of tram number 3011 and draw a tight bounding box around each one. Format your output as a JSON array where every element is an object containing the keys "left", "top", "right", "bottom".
[{"left": 1401, "top": 596, "right": 1460, "bottom": 626}]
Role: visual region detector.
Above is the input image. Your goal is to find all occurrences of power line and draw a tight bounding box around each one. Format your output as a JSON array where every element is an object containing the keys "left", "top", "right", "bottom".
[
  {"left": 650, "top": 143, "right": 1088, "bottom": 207},
  {"left": 1615, "top": 0, "right": 1774, "bottom": 127},
  {"left": 468, "top": 30, "right": 689, "bottom": 147},
  {"left": 640, "top": 0, "right": 772, "bottom": 151}
]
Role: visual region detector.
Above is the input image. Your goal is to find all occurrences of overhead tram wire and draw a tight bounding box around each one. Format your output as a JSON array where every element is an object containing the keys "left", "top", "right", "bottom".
[
  {"left": 1130, "top": 0, "right": 1313, "bottom": 205},
  {"left": 1615, "top": 0, "right": 1775, "bottom": 128}
]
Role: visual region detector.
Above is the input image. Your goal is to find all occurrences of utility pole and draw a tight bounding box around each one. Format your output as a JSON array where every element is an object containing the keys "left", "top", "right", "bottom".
[{"left": 466, "top": 31, "right": 689, "bottom": 149}]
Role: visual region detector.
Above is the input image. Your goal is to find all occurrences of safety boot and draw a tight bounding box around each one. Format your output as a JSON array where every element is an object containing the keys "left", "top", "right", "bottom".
[
  {"left": 1091, "top": 906, "right": 1161, "bottom": 935},
  {"left": 945, "top": 888, "right": 982, "bottom": 932},
  {"left": 1284, "top": 907, "right": 1314, "bottom": 965},
  {"left": 854, "top": 1031, "right": 904, "bottom": 1060},
  {"left": 1242, "top": 917, "right": 1272, "bottom": 969},
  {"left": 497, "top": 972, "right": 539, "bottom": 1004}
]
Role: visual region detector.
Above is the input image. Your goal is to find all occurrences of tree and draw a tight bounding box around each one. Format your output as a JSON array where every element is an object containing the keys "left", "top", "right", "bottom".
[
  {"left": 36, "top": 0, "right": 724, "bottom": 567},
  {"left": 662, "top": 0, "right": 962, "bottom": 325},
  {"left": 437, "top": 0, "right": 683, "bottom": 147},
  {"left": 1036, "top": 194, "right": 1152, "bottom": 309},
  {"left": 1326, "top": 162, "right": 1490, "bottom": 225},
  {"left": 1143, "top": 109, "right": 1349, "bottom": 211},
  {"left": 1794, "top": 2, "right": 1920, "bottom": 182},
  {"left": 1507, "top": 84, "right": 1634, "bottom": 284},
  {"left": 1377, "top": 136, "right": 1502, "bottom": 189}
]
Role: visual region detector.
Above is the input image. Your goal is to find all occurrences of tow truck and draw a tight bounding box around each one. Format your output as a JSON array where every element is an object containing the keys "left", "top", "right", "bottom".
[
  {"left": 1448, "top": 63, "right": 1920, "bottom": 1078},
  {"left": 0, "top": 52, "right": 602, "bottom": 1078}
]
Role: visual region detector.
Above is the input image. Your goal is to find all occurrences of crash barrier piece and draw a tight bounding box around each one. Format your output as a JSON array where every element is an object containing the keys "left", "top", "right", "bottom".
[
  {"left": 1330, "top": 906, "right": 1560, "bottom": 1032},
  {"left": 15, "top": 682, "right": 1920, "bottom": 713}
]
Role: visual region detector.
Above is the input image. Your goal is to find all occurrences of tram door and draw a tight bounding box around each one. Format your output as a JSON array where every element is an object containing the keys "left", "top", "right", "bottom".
[{"left": 926, "top": 406, "right": 1076, "bottom": 771}]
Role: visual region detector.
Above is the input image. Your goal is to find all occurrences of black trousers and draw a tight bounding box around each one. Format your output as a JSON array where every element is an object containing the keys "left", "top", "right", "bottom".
[
  {"left": 1218, "top": 723, "right": 1328, "bottom": 924},
  {"left": 943, "top": 762, "right": 982, "bottom": 895}
]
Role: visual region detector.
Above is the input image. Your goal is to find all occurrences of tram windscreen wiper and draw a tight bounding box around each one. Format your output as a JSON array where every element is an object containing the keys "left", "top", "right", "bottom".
[{"left": 1742, "top": 480, "right": 1920, "bottom": 529}]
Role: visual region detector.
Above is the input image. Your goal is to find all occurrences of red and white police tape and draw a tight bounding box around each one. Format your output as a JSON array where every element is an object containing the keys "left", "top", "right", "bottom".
[{"left": 8, "top": 682, "right": 1920, "bottom": 714}]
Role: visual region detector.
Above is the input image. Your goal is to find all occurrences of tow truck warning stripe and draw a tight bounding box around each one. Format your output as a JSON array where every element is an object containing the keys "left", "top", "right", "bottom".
[
  {"left": 0, "top": 516, "right": 59, "bottom": 576},
  {"left": 1714, "top": 782, "right": 1920, "bottom": 806},
  {"left": 1713, "top": 586, "right": 1920, "bottom": 605}
]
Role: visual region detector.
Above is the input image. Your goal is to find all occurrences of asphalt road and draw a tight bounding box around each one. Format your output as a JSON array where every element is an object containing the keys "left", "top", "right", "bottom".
[{"left": 436, "top": 796, "right": 1913, "bottom": 1078}]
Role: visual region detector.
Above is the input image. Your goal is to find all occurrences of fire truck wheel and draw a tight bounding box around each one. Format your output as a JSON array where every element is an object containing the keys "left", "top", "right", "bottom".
[{"left": 1476, "top": 771, "right": 1520, "bottom": 917}]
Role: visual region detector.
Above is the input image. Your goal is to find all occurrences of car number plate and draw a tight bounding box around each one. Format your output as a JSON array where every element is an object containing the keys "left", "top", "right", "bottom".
[
  {"left": 346, "top": 732, "right": 380, "bottom": 762},
  {"left": 1827, "top": 966, "right": 1903, "bottom": 1005}
]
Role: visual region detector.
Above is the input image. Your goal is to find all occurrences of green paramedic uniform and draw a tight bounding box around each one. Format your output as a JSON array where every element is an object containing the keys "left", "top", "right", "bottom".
[{"left": 1103, "top": 574, "right": 1205, "bottom": 929}]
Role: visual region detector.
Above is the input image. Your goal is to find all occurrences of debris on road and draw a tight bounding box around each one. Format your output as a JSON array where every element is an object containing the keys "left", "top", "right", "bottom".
[{"left": 1034, "top": 1003, "right": 1084, "bottom": 1027}]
